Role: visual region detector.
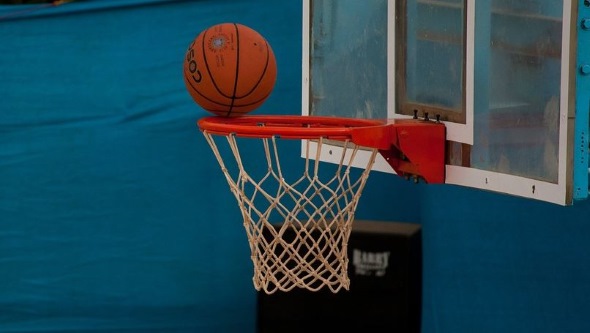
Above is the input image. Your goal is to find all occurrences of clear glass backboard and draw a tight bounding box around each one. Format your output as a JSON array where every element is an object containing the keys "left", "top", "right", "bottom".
[{"left": 302, "top": 0, "right": 590, "bottom": 205}]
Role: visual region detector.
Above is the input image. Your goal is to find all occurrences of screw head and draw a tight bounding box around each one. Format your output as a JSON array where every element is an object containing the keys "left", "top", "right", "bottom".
[
  {"left": 581, "top": 64, "right": 590, "bottom": 75},
  {"left": 582, "top": 18, "right": 590, "bottom": 30}
]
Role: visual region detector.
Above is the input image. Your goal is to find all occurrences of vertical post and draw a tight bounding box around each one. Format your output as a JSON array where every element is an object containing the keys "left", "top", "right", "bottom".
[{"left": 574, "top": 1, "right": 590, "bottom": 201}]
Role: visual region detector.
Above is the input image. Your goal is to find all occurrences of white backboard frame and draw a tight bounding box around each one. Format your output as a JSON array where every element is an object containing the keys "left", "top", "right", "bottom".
[{"left": 302, "top": 0, "right": 575, "bottom": 205}]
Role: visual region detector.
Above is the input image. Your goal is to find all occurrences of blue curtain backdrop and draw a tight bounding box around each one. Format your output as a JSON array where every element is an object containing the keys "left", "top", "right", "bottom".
[
  {"left": 0, "top": 1, "right": 308, "bottom": 332},
  {"left": 2, "top": 1, "right": 590, "bottom": 333}
]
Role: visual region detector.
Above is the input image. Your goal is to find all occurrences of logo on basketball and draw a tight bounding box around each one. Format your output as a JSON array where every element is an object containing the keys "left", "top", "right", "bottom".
[
  {"left": 185, "top": 41, "right": 202, "bottom": 83},
  {"left": 209, "top": 34, "right": 229, "bottom": 51}
]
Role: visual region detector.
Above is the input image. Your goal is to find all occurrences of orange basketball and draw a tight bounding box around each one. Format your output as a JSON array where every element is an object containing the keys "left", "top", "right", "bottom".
[{"left": 183, "top": 23, "right": 277, "bottom": 117}]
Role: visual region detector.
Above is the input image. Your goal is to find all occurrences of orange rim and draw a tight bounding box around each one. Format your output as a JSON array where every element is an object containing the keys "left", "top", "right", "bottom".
[{"left": 197, "top": 115, "right": 386, "bottom": 139}]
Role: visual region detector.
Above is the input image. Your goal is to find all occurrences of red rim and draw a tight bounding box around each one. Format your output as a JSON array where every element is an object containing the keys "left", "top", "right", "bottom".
[{"left": 197, "top": 115, "right": 386, "bottom": 139}]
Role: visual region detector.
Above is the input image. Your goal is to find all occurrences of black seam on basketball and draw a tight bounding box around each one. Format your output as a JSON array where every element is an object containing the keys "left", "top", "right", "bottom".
[
  {"left": 227, "top": 23, "right": 240, "bottom": 117},
  {"left": 230, "top": 90, "right": 273, "bottom": 107},
  {"left": 234, "top": 39, "right": 271, "bottom": 99},
  {"left": 201, "top": 25, "right": 235, "bottom": 111},
  {"left": 184, "top": 68, "right": 235, "bottom": 107}
]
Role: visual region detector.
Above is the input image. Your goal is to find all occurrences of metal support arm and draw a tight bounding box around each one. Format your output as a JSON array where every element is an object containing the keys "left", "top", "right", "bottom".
[{"left": 350, "top": 119, "right": 446, "bottom": 184}]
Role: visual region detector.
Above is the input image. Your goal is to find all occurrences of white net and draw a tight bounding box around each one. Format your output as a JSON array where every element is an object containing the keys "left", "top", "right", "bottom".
[{"left": 202, "top": 131, "right": 378, "bottom": 294}]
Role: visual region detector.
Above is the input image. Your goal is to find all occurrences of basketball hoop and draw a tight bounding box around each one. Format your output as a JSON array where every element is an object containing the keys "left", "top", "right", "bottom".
[{"left": 198, "top": 115, "right": 445, "bottom": 293}]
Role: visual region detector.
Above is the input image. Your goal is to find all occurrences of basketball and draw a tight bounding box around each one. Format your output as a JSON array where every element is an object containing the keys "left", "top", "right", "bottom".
[{"left": 183, "top": 23, "right": 277, "bottom": 117}]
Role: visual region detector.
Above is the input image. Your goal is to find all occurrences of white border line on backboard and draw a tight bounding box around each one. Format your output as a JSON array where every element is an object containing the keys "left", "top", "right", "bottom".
[{"left": 302, "top": 0, "right": 310, "bottom": 117}]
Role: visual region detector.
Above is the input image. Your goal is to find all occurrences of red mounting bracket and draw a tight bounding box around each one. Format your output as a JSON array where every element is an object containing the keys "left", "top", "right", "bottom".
[{"left": 349, "top": 119, "right": 446, "bottom": 184}]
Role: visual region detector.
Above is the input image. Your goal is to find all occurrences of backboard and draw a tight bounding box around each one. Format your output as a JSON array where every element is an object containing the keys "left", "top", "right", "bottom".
[{"left": 302, "top": 0, "right": 590, "bottom": 205}]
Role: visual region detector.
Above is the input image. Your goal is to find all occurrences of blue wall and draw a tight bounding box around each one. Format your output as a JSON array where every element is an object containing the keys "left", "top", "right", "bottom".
[
  {"left": 0, "top": 1, "right": 302, "bottom": 332},
  {"left": 420, "top": 185, "right": 590, "bottom": 333},
  {"left": 0, "top": 1, "right": 588, "bottom": 332}
]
